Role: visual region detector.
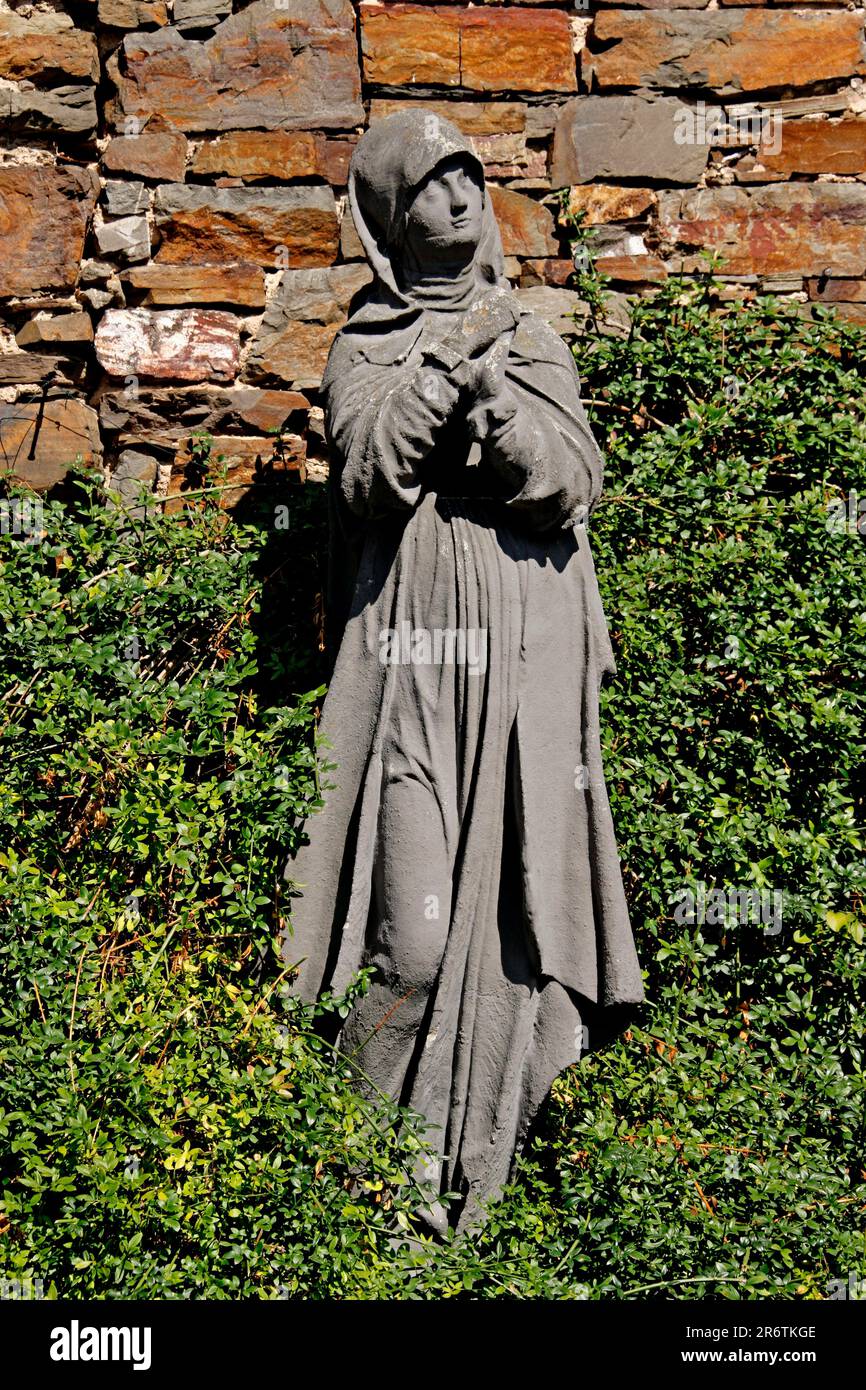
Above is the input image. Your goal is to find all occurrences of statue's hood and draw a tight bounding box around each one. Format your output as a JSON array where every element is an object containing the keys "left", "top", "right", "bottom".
[{"left": 347, "top": 109, "right": 505, "bottom": 300}]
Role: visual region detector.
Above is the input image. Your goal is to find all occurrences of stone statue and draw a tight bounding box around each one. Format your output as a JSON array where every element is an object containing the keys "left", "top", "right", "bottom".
[{"left": 281, "top": 110, "right": 644, "bottom": 1235}]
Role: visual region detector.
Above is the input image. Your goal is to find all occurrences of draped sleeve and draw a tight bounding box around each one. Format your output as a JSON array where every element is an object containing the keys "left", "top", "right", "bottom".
[
  {"left": 323, "top": 332, "right": 461, "bottom": 521},
  {"left": 471, "top": 315, "right": 605, "bottom": 533}
]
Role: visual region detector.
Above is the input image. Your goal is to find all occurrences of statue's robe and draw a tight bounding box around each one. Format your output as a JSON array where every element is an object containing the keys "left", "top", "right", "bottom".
[{"left": 281, "top": 305, "right": 644, "bottom": 1230}]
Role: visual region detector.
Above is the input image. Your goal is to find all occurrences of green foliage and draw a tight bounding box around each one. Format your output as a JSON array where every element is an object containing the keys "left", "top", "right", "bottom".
[
  {"left": 2, "top": 272, "right": 865, "bottom": 1299},
  {"left": 0, "top": 474, "right": 439, "bottom": 1299},
  {"left": 441, "top": 273, "right": 866, "bottom": 1299}
]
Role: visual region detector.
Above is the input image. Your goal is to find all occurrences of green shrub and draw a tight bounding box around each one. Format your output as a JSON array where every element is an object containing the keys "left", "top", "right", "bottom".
[
  {"left": 0, "top": 469, "right": 439, "bottom": 1299},
  {"left": 432, "top": 273, "right": 866, "bottom": 1299}
]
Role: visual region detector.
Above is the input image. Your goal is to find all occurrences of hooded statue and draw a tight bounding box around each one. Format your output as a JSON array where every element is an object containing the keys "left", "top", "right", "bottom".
[{"left": 281, "top": 110, "right": 644, "bottom": 1235}]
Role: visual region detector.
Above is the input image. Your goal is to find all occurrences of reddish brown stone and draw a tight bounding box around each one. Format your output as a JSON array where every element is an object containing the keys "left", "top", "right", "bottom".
[
  {"left": 191, "top": 132, "right": 356, "bottom": 184},
  {"left": 596, "top": 254, "right": 668, "bottom": 284},
  {"left": 99, "top": 0, "right": 169, "bottom": 26},
  {"left": 360, "top": 6, "right": 576, "bottom": 94},
  {"left": 231, "top": 390, "right": 310, "bottom": 433},
  {"left": 584, "top": 10, "right": 866, "bottom": 94},
  {"left": 166, "top": 434, "right": 306, "bottom": 512},
  {"left": 122, "top": 263, "right": 266, "bottom": 308},
  {"left": 95, "top": 384, "right": 310, "bottom": 442},
  {"left": 0, "top": 12, "right": 99, "bottom": 82},
  {"left": 103, "top": 128, "right": 188, "bottom": 183},
  {"left": 16, "top": 312, "right": 94, "bottom": 348},
  {"left": 114, "top": 0, "right": 363, "bottom": 133},
  {"left": 658, "top": 184, "right": 866, "bottom": 277},
  {"left": 250, "top": 323, "right": 339, "bottom": 387},
  {"left": 735, "top": 117, "right": 866, "bottom": 179},
  {"left": 472, "top": 133, "right": 545, "bottom": 180},
  {"left": 153, "top": 186, "right": 339, "bottom": 270},
  {"left": 0, "top": 166, "right": 97, "bottom": 299},
  {"left": 0, "top": 399, "right": 101, "bottom": 492},
  {"left": 566, "top": 185, "right": 656, "bottom": 225},
  {"left": 247, "top": 264, "right": 372, "bottom": 387},
  {"left": 489, "top": 187, "right": 557, "bottom": 258},
  {"left": 806, "top": 279, "right": 866, "bottom": 303},
  {"left": 95, "top": 308, "right": 241, "bottom": 382},
  {"left": 340, "top": 206, "right": 365, "bottom": 261},
  {"left": 0, "top": 355, "right": 86, "bottom": 386},
  {"left": 813, "top": 302, "right": 866, "bottom": 325},
  {"left": 370, "top": 98, "right": 527, "bottom": 135},
  {"left": 519, "top": 258, "right": 574, "bottom": 288}
]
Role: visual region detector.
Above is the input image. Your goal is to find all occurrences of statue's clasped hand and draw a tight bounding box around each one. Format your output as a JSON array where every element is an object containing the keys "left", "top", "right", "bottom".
[{"left": 423, "top": 287, "right": 521, "bottom": 438}]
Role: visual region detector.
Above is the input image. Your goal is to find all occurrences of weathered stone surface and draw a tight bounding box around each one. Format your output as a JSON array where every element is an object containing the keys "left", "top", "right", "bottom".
[
  {"left": 813, "top": 301, "right": 866, "bottom": 325},
  {"left": 0, "top": 84, "right": 98, "bottom": 134},
  {"left": 517, "top": 285, "right": 632, "bottom": 338},
  {"left": 96, "top": 215, "right": 151, "bottom": 263},
  {"left": 0, "top": 166, "right": 97, "bottom": 299},
  {"left": 658, "top": 184, "right": 866, "bottom": 277},
  {"left": 0, "top": 12, "right": 99, "bottom": 83},
  {"left": 114, "top": 0, "right": 363, "bottom": 132},
  {"left": 109, "top": 448, "right": 159, "bottom": 512},
  {"left": 97, "top": 384, "right": 310, "bottom": 441},
  {"left": 247, "top": 264, "right": 372, "bottom": 388},
  {"left": 566, "top": 185, "right": 656, "bottom": 225},
  {"left": 103, "top": 182, "right": 150, "bottom": 216},
  {"left": 112, "top": 449, "right": 158, "bottom": 480},
  {"left": 0, "top": 354, "right": 86, "bottom": 386},
  {"left": 360, "top": 6, "right": 576, "bottom": 93},
  {"left": 370, "top": 98, "right": 527, "bottom": 135},
  {"left": 513, "top": 286, "right": 584, "bottom": 338},
  {"left": 81, "top": 288, "right": 117, "bottom": 313},
  {"left": 122, "top": 263, "right": 266, "bottom": 307},
  {"left": 166, "top": 434, "right": 306, "bottom": 511},
  {"left": 153, "top": 185, "right": 339, "bottom": 269},
  {"left": 807, "top": 278, "right": 866, "bottom": 303},
  {"left": 472, "top": 133, "right": 545, "bottom": 179},
  {"left": 80, "top": 260, "right": 118, "bottom": 285},
  {"left": 595, "top": 254, "right": 668, "bottom": 283},
  {"left": 735, "top": 116, "right": 866, "bottom": 179},
  {"left": 98, "top": 0, "right": 169, "bottom": 27},
  {"left": 95, "top": 308, "right": 241, "bottom": 381},
  {"left": 103, "top": 128, "right": 188, "bottom": 182},
  {"left": 0, "top": 399, "right": 102, "bottom": 491},
  {"left": 16, "top": 313, "right": 94, "bottom": 348},
  {"left": 552, "top": 96, "right": 710, "bottom": 184},
  {"left": 0, "top": 14, "right": 99, "bottom": 134},
  {"left": 173, "top": 0, "right": 232, "bottom": 31},
  {"left": 583, "top": 10, "right": 866, "bottom": 95},
  {"left": 488, "top": 186, "right": 557, "bottom": 257},
  {"left": 191, "top": 132, "right": 356, "bottom": 184},
  {"left": 340, "top": 205, "right": 365, "bottom": 261},
  {"left": 519, "top": 258, "right": 575, "bottom": 288}
]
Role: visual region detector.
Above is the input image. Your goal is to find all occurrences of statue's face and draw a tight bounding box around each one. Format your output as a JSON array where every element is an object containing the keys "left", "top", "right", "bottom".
[{"left": 403, "top": 154, "right": 484, "bottom": 265}]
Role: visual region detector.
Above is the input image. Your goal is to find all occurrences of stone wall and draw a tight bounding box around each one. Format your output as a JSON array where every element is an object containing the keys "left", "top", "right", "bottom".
[{"left": 2, "top": 0, "right": 865, "bottom": 505}]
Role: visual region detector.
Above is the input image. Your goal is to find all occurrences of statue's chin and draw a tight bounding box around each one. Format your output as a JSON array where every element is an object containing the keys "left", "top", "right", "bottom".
[{"left": 414, "top": 233, "right": 480, "bottom": 267}]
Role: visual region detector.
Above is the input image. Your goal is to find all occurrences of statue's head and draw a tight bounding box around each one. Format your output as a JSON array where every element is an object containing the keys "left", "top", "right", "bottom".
[{"left": 348, "top": 110, "right": 503, "bottom": 296}]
